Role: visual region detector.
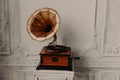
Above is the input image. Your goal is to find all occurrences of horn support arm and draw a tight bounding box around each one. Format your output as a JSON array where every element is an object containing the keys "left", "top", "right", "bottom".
[{"left": 48, "top": 34, "right": 57, "bottom": 46}]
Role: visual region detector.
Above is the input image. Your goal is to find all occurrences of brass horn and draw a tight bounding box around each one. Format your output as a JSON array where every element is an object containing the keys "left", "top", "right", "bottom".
[{"left": 27, "top": 7, "right": 60, "bottom": 44}]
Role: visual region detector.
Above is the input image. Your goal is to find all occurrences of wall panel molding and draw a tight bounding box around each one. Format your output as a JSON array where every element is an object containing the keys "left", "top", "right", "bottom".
[
  {"left": 0, "top": 0, "right": 24, "bottom": 55},
  {"left": 81, "top": 0, "right": 100, "bottom": 59},
  {"left": 9, "top": 0, "right": 22, "bottom": 55},
  {"left": 0, "top": 69, "right": 11, "bottom": 80},
  {"left": 0, "top": 67, "right": 35, "bottom": 80},
  {"left": 103, "top": 0, "right": 120, "bottom": 56},
  {"left": 0, "top": 0, "right": 10, "bottom": 54},
  {"left": 100, "top": 71, "right": 119, "bottom": 80}
]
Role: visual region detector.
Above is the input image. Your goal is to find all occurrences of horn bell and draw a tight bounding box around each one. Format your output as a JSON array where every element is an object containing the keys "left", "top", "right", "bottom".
[{"left": 27, "top": 7, "right": 60, "bottom": 41}]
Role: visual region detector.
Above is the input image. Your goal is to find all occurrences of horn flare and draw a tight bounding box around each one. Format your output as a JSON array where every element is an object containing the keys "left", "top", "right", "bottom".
[{"left": 27, "top": 8, "right": 60, "bottom": 41}]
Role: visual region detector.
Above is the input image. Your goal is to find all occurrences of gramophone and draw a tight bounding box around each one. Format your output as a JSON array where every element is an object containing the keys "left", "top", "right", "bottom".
[{"left": 27, "top": 7, "right": 72, "bottom": 70}]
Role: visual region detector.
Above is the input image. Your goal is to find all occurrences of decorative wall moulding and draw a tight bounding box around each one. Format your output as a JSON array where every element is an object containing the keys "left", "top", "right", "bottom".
[
  {"left": 0, "top": 0, "right": 10, "bottom": 54},
  {"left": 80, "top": 0, "right": 99, "bottom": 58},
  {"left": 100, "top": 71, "right": 119, "bottom": 80},
  {"left": 0, "top": 0, "right": 21, "bottom": 55},
  {"left": 103, "top": 0, "right": 120, "bottom": 57},
  {"left": 0, "top": 69, "right": 11, "bottom": 80}
]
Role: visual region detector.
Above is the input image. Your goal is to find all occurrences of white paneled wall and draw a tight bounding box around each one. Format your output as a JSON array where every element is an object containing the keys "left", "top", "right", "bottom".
[{"left": 0, "top": 0, "right": 120, "bottom": 80}]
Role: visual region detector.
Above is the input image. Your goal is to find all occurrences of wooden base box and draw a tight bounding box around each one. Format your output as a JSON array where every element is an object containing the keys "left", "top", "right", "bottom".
[{"left": 36, "top": 45, "right": 73, "bottom": 71}]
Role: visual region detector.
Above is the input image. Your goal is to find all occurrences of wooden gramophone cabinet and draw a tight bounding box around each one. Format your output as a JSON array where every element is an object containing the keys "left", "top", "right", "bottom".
[{"left": 36, "top": 45, "right": 73, "bottom": 71}]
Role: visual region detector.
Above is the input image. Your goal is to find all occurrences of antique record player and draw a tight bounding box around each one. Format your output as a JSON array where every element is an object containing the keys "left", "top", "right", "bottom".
[{"left": 27, "top": 7, "right": 73, "bottom": 71}]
